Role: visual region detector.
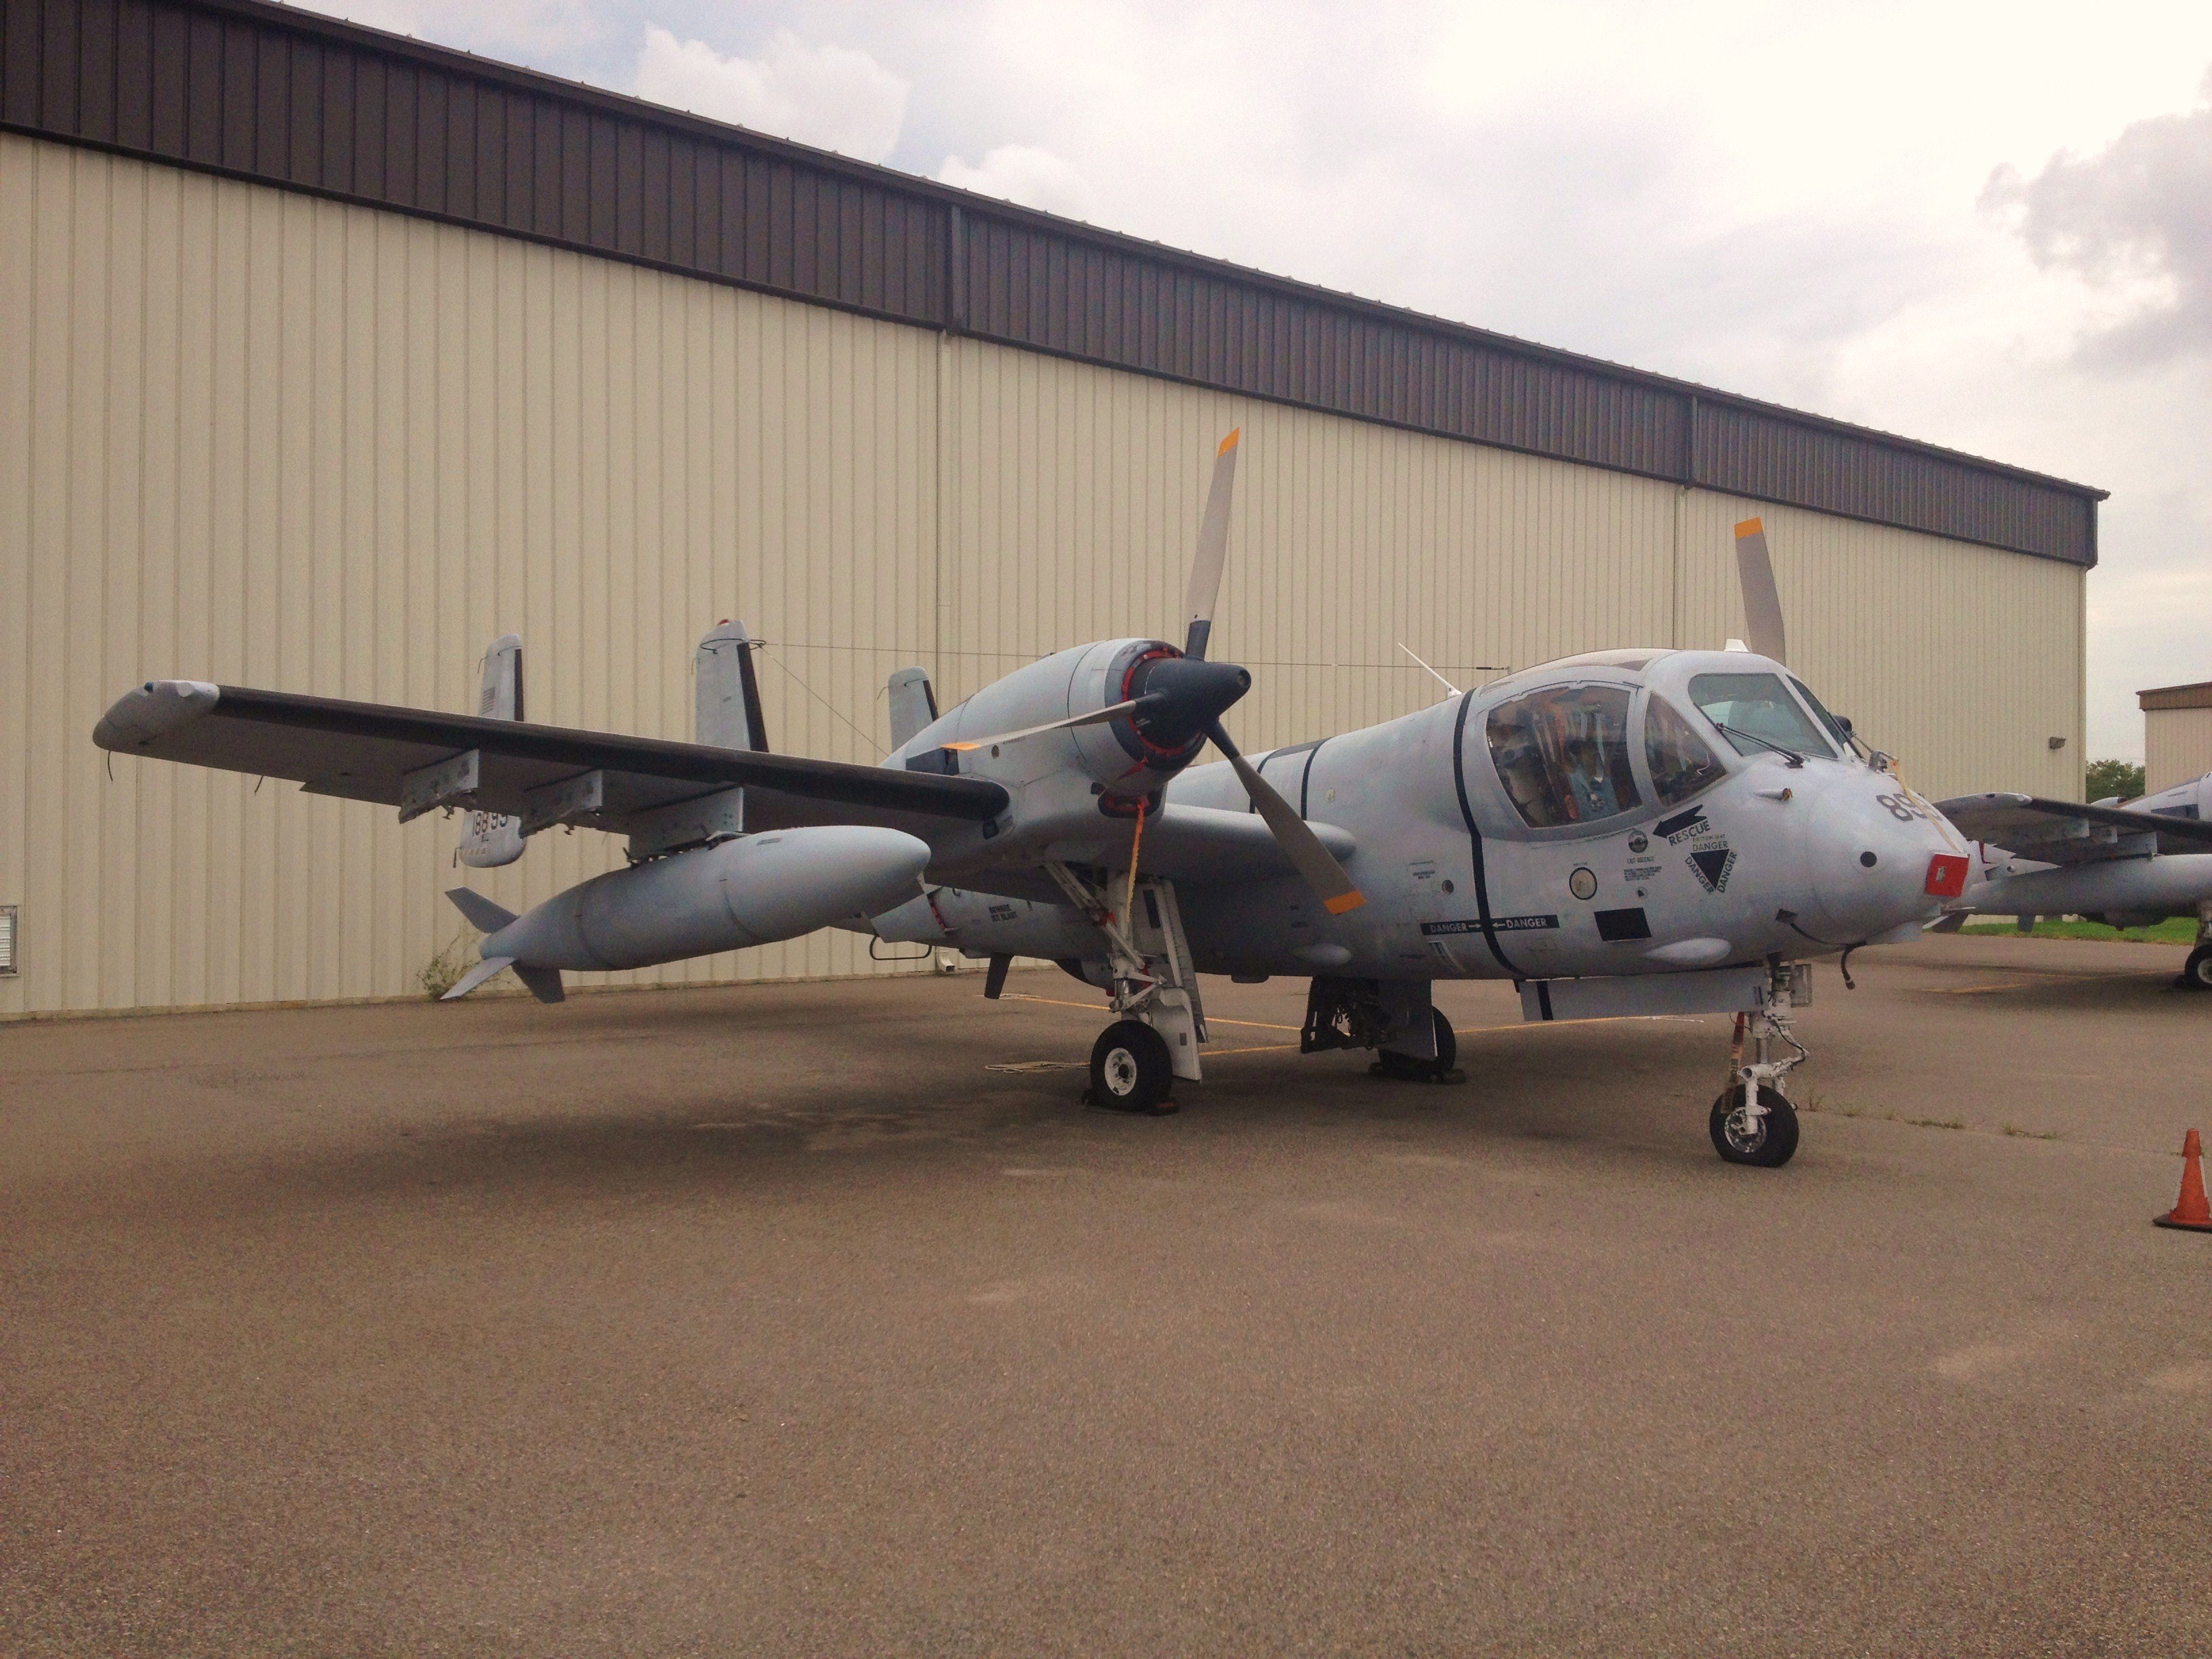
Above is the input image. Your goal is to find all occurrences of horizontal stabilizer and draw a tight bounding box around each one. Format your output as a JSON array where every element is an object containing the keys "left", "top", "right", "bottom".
[
  {"left": 513, "top": 964, "right": 566, "bottom": 1004},
  {"left": 446, "top": 887, "right": 518, "bottom": 933},
  {"left": 441, "top": 955, "right": 514, "bottom": 1000}
]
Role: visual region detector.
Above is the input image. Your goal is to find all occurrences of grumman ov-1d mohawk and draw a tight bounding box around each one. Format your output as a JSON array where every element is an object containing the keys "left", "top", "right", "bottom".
[
  {"left": 95, "top": 434, "right": 1972, "bottom": 1166},
  {"left": 1928, "top": 777, "right": 2212, "bottom": 987}
]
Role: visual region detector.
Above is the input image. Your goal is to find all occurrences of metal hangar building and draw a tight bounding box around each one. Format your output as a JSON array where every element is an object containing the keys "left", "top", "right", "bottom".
[{"left": 1, "top": 0, "right": 2104, "bottom": 1015}]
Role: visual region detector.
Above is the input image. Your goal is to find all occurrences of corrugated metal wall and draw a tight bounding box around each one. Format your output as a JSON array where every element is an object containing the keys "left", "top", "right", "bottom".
[
  {"left": 0, "top": 0, "right": 2103, "bottom": 566},
  {"left": 0, "top": 132, "right": 2086, "bottom": 1016},
  {"left": 2146, "top": 712, "right": 2212, "bottom": 795}
]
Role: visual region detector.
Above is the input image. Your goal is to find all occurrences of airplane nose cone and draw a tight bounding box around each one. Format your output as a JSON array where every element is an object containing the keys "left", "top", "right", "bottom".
[{"left": 1805, "top": 777, "right": 1947, "bottom": 942}]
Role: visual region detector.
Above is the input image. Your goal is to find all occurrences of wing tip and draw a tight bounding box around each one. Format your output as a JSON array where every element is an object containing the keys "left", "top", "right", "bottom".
[{"left": 92, "top": 679, "right": 222, "bottom": 751}]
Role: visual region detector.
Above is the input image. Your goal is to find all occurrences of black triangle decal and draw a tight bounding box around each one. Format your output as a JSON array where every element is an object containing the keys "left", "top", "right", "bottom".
[{"left": 1689, "top": 848, "right": 1735, "bottom": 892}]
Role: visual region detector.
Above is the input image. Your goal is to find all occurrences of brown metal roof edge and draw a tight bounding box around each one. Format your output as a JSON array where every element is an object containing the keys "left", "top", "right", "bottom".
[
  {"left": 3, "top": 0, "right": 2107, "bottom": 562},
  {"left": 2138, "top": 683, "right": 2212, "bottom": 711},
  {"left": 191, "top": 0, "right": 2103, "bottom": 510}
]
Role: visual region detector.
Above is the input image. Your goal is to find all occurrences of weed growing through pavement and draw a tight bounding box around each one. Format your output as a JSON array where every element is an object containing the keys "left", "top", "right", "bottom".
[{"left": 417, "top": 928, "right": 479, "bottom": 1000}]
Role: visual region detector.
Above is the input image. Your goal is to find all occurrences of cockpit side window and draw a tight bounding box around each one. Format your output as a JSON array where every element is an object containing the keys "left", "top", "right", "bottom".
[
  {"left": 1486, "top": 684, "right": 1643, "bottom": 829},
  {"left": 1688, "top": 672, "right": 1833, "bottom": 760},
  {"left": 1644, "top": 694, "right": 1729, "bottom": 807}
]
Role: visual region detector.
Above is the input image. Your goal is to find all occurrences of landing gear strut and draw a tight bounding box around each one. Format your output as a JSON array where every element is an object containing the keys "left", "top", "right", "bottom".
[
  {"left": 1046, "top": 861, "right": 1206, "bottom": 1115},
  {"left": 1709, "top": 963, "right": 1810, "bottom": 1168}
]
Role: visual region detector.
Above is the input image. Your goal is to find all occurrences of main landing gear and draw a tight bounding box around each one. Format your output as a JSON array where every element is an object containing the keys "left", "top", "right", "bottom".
[
  {"left": 1045, "top": 861, "right": 1205, "bottom": 1117},
  {"left": 1301, "top": 977, "right": 1463, "bottom": 1084},
  {"left": 2176, "top": 903, "right": 2212, "bottom": 991},
  {"left": 1709, "top": 963, "right": 1811, "bottom": 1168}
]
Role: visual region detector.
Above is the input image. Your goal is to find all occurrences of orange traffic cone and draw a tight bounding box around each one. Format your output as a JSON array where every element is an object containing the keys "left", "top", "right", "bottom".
[{"left": 2154, "top": 1128, "right": 2212, "bottom": 1232}]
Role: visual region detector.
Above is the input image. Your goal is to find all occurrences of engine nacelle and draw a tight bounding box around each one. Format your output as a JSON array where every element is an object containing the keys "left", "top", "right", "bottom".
[
  {"left": 903, "top": 638, "right": 1216, "bottom": 804},
  {"left": 484, "top": 826, "right": 930, "bottom": 971}
]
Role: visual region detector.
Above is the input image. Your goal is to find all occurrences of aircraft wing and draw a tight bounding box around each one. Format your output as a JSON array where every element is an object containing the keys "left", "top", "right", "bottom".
[
  {"left": 987, "top": 802, "right": 1357, "bottom": 888},
  {"left": 1934, "top": 792, "right": 2212, "bottom": 862},
  {"left": 94, "top": 680, "right": 1008, "bottom": 834}
]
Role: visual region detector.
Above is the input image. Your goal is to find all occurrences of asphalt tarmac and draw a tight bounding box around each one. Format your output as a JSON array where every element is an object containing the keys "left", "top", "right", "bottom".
[{"left": 5, "top": 935, "right": 2209, "bottom": 1656}]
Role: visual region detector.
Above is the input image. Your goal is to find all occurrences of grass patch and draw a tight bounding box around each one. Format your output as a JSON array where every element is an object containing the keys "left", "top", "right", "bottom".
[
  {"left": 1958, "top": 916, "right": 2195, "bottom": 944},
  {"left": 2002, "top": 1124, "right": 2066, "bottom": 1140},
  {"left": 417, "top": 928, "right": 480, "bottom": 1000},
  {"left": 1896, "top": 1113, "right": 1967, "bottom": 1130}
]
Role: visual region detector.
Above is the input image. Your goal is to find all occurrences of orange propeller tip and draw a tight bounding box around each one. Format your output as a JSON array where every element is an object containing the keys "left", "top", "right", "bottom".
[
  {"left": 1323, "top": 890, "right": 1367, "bottom": 915},
  {"left": 1218, "top": 428, "right": 1242, "bottom": 454},
  {"left": 943, "top": 741, "right": 981, "bottom": 752},
  {"left": 1735, "top": 516, "right": 1764, "bottom": 537}
]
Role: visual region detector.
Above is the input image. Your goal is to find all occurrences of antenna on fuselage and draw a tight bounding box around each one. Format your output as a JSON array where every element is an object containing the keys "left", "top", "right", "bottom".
[{"left": 1397, "top": 642, "right": 1462, "bottom": 701}]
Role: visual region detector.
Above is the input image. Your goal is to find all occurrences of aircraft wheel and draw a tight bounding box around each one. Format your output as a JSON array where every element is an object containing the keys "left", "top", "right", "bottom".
[
  {"left": 1431, "top": 1008, "right": 1458, "bottom": 1073},
  {"left": 1090, "top": 1020, "right": 1176, "bottom": 1114},
  {"left": 1710, "top": 1084, "right": 1799, "bottom": 1167},
  {"left": 2180, "top": 945, "right": 2212, "bottom": 991},
  {"left": 1374, "top": 1008, "right": 1458, "bottom": 1082}
]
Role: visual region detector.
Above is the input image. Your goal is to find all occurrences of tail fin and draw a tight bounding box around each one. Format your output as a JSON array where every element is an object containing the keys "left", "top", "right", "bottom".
[
  {"left": 458, "top": 633, "right": 527, "bottom": 867},
  {"left": 441, "top": 955, "right": 514, "bottom": 1000},
  {"left": 887, "top": 667, "right": 940, "bottom": 750},
  {"left": 513, "top": 964, "right": 566, "bottom": 1004},
  {"left": 445, "top": 886, "right": 518, "bottom": 933},
  {"left": 697, "top": 621, "right": 770, "bottom": 752}
]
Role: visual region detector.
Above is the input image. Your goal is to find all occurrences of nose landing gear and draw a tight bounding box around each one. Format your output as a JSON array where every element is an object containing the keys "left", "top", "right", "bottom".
[{"left": 1710, "top": 966, "right": 1810, "bottom": 1167}]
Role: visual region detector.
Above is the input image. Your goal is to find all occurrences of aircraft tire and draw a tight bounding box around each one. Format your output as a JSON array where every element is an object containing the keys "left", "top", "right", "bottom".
[
  {"left": 2181, "top": 945, "right": 2212, "bottom": 991},
  {"left": 1431, "top": 1009, "right": 1458, "bottom": 1073},
  {"left": 1090, "top": 1020, "right": 1176, "bottom": 1114},
  {"left": 1710, "top": 1084, "right": 1799, "bottom": 1167},
  {"left": 1374, "top": 1009, "right": 1457, "bottom": 1082}
]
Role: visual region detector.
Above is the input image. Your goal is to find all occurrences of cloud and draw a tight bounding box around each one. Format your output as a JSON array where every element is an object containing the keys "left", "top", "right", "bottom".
[
  {"left": 937, "top": 144, "right": 1097, "bottom": 220},
  {"left": 1985, "top": 72, "right": 2212, "bottom": 364},
  {"left": 632, "top": 26, "right": 908, "bottom": 163}
]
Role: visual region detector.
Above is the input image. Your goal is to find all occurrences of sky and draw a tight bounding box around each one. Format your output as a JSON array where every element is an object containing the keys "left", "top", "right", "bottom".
[{"left": 308, "top": 0, "right": 2212, "bottom": 762}]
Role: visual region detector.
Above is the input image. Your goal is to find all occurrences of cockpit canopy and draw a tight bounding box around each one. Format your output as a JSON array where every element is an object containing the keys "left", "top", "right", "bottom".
[{"left": 1482, "top": 654, "right": 1852, "bottom": 833}]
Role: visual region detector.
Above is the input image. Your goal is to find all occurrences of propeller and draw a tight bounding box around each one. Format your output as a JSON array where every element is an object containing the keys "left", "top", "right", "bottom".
[
  {"left": 1176, "top": 428, "right": 1363, "bottom": 912},
  {"left": 941, "top": 426, "right": 1366, "bottom": 914},
  {"left": 1734, "top": 517, "right": 1787, "bottom": 664}
]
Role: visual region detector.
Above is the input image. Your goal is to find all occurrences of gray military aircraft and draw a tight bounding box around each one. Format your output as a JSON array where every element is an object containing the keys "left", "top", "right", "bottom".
[
  {"left": 1933, "top": 777, "right": 2212, "bottom": 985},
  {"left": 93, "top": 436, "right": 1965, "bottom": 1166}
]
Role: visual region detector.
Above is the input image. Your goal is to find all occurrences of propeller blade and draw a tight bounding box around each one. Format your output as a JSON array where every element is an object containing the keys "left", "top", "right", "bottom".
[
  {"left": 1205, "top": 718, "right": 1366, "bottom": 914},
  {"left": 1182, "top": 428, "right": 1242, "bottom": 661},
  {"left": 1734, "top": 517, "right": 1787, "bottom": 665},
  {"left": 943, "top": 699, "right": 1145, "bottom": 752}
]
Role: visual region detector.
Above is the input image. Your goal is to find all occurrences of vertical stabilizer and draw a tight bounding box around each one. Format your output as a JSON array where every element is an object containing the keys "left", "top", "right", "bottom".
[
  {"left": 697, "top": 621, "right": 770, "bottom": 753},
  {"left": 887, "top": 667, "right": 940, "bottom": 750},
  {"left": 458, "top": 634, "right": 527, "bottom": 867}
]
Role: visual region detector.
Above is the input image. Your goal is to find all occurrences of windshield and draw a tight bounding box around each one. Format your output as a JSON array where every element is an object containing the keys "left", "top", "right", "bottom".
[
  {"left": 1688, "top": 672, "right": 1833, "bottom": 760},
  {"left": 1487, "top": 684, "right": 1644, "bottom": 829},
  {"left": 1644, "top": 694, "right": 1729, "bottom": 806},
  {"left": 1788, "top": 676, "right": 1855, "bottom": 753}
]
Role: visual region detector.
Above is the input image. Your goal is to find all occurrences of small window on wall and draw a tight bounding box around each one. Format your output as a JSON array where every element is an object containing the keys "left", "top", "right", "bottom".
[
  {"left": 0, "top": 905, "right": 15, "bottom": 975},
  {"left": 1486, "top": 684, "right": 1643, "bottom": 829},
  {"left": 1644, "top": 696, "right": 1729, "bottom": 806}
]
